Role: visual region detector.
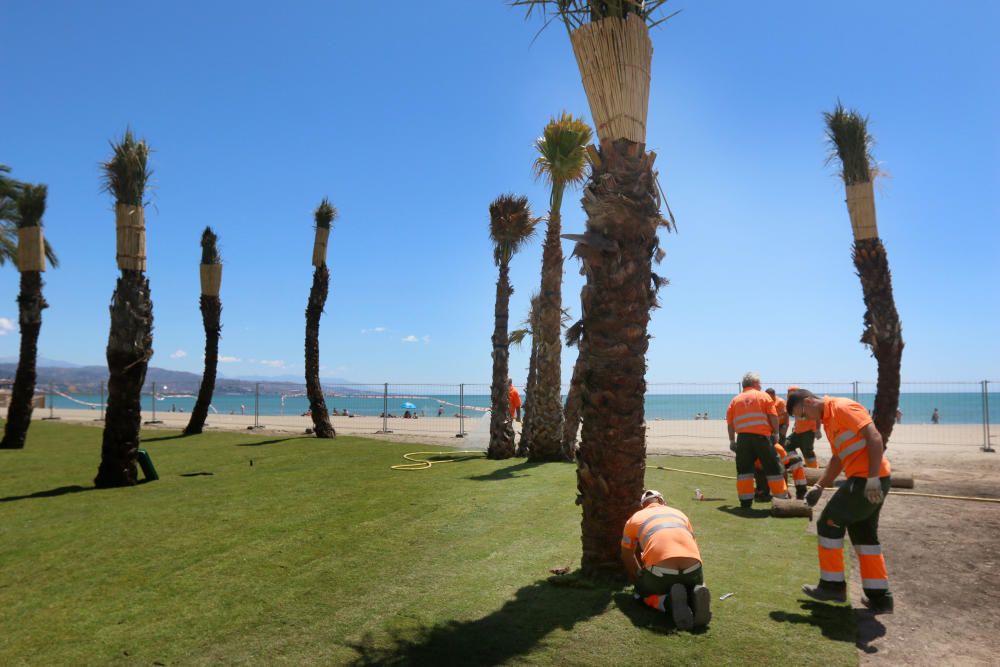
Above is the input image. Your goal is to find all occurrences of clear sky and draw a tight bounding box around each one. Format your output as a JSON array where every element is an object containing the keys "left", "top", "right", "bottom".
[{"left": 1, "top": 1, "right": 997, "bottom": 386}]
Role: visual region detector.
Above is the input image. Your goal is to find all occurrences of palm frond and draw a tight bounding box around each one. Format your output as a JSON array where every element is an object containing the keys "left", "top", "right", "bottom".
[
  {"left": 533, "top": 112, "right": 593, "bottom": 187},
  {"left": 565, "top": 319, "right": 583, "bottom": 347},
  {"left": 101, "top": 128, "right": 152, "bottom": 206},
  {"left": 511, "top": 0, "right": 679, "bottom": 33},
  {"left": 15, "top": 183, "right": 46, "bottom": 229},
  {"left": 489, "top": 193, "right": 538, "bottom": 265},
  {"left": 824, "top": 101, "right": 876, "bottom": 186},
  {"left": 314, "top": 197, "right": 337, "bottom": 230},
  {"left": 509, "top": 328, "right": 531, "bottom": 347},
  {"left": 201, "top": 226, "right": 221, "bottom": 264}
]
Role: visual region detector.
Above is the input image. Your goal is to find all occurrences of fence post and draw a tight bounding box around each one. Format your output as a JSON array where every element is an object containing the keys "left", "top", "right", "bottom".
[
  {"left": 254, "top": 382, "right": 260, "bottom": 429},
  {"left": 42, "top": 381, "right": 60, "bottom": 420},
  {"left": 144, "top": 378, "right": 163, "bottom": 425},
  {"left": 983, "top": 380, "right": 994, "bottom": 453},
  {"left": 377, "top": 382, "right": 392, "bottom": 434},
  {"left": 456, "top": 383, "right": 466, "bottom": 438}
]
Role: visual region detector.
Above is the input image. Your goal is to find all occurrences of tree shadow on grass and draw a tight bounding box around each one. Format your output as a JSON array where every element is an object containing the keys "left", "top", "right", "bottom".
[
  {"left": 237, "top": 437, "right": 310, "bottom": 447},
  {"left": 142, "top": 433, "right": 189, "bottom": 442},
  {"left": 716, "top": 504, "right": 771, "bottom": 519},
  {"left": 613, "top": 591, "right": 707, "bottom": 635},
  {"left": 0, "top": 485, "right": 93, "bottom": 503},
  {"left": 345, "top": 574, "right": 613, "bottom": 666},
  {"left": 467, "top": 460, "right": 546, "bottom": 482},
  {"left": 769, "top": 599, "right": 864, "bottom": 646}
]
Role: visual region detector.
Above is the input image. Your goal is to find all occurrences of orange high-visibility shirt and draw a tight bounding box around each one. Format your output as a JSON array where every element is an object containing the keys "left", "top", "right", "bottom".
[
  {"left": 774, "top": 397, "right": 788, "bottom": 425},
  {"left": 621, "top": 505, "right": 701, "bottom": 565},
  {"left": 508, "top": 386, "right": 521, "bottom": 410},
  {"left": 821, "top": 396, "right": 891, "bottom": 479},
  {"left": 726, "top": 388, "right": 777, "bottom": 436},
  {"left": 794, "top": 417, "right": 819, "bottom": 433}
]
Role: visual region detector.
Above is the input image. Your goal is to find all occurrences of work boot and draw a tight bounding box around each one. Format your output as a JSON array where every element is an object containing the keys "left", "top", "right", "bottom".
[
  {"left": 795, "top": 486, "right": 807, "bottom": 500},
  {"left": 754, "top": 492, "right": 772, "bottom": 503},
  {"left": 691, "top": 584, "right": 712, "bottom": 627},
  {"left": 670, "top": 583, "right": 694, "bottom": 631},
  {"left": 801, "top": 583, "right": 847, "bottom": 603},
  {"left": 862, "top": 595, "right": 894, "bottom": 614}
]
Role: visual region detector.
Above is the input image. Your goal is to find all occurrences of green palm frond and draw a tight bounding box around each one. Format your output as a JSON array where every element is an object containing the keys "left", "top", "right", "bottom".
[
  {"left": 509, "top": 328, "right": 531, "bottom": 347},
  {"left": 201, "top": 226, "right": 221, "bottom": 264},
  {"left": 101, "top": 128, "right": 152, "bottom": 206},
  {"left": 533, "top": 112, "right": 592, "bottom": 188},
  {"left": 512, "top": 0, "right": 680, "bottom": 35},
  {"left": 824, "top": 101, "right": 876, "bottom": 186},
  {"left": 489, "top": 193, "right": 538, "bottom": 265},
  {"left": 314, "top": 197, "right": 337, "bottom": 230},
  {"left": 16, "top": 184, "right": 46, "bottom": 229}
]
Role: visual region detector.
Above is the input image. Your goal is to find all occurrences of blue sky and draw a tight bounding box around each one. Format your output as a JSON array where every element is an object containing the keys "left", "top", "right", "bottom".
[{"left": 1, "top": 1, "right": 997, "bottom": 385}]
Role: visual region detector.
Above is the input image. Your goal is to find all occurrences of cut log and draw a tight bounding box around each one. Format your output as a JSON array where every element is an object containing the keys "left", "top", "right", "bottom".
[{"left": 772, "top": 498, "right": 813, "bottom": 519}]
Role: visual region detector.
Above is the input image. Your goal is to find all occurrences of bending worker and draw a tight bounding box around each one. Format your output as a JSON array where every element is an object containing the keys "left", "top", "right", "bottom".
[
  {"left": 787, "top": 388, "right": 894, "bottom": 614},
  {"left": 765, "top": 388, "right": 789, "bottom": 445},
  {"left": 727, "top": 372, "right": 789, "bottom": 507},
  {"left": 621, "top": 490, "right": 711, "bottom": 630},
  {"left": 785, "top": 385, "right": 822, "bottom": 468},
  {"left": 507, "top": 378, "right": 522, "bottom": 422},
  {"left": 755, "top": 441, "right": 808, "bottom": 500}
]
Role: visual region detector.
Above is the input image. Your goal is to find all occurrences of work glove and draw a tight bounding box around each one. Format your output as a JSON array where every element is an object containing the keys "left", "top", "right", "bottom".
[
  {"left": 804, "top": 484, "right": 824, "bottom": 507},
  {"left": 864, "top": 477, "right": 884, "bottom": 504},
  {"left": 729, "top": 440, "right": 737, "bottom": 453},
  {"left": 815, "top": 430, "right": 823, "bottom": 440}
]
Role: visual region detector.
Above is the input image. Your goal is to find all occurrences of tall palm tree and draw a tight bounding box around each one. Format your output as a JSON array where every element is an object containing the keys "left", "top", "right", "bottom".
[
  {"left": 1, "top": 184, "right": 49, "bottom": 449},
  {"left": 516, "top": 0, "right": 675, "bottom": 579},
  {"left": 487, "top": 194, "right": 537, "bottom": 460},
  {"left": 824, "top": 102, "right": 903, "bottom": 445},
  {"left": 305, "top": 198, "right": 336, "bottom": 438},
  {"left": 184, "top": 227, "right": 222, "bottom": 436},
  {"left": 95, "top": 129, "right": 154, "bottom": 488},
  {"left": 513, "top": 295, "right": 540, "bottom": 457},
  {"left": 0, "top": 165, "right": 59, "bottom": 269},
  {"left": 527, "top": 113, "right": 592, "bottom": 462}
]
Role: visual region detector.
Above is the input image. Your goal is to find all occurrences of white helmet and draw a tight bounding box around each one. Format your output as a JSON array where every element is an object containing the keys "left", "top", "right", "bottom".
[{"left": 641, "top": 489, "right": 664, "bottom": 507}]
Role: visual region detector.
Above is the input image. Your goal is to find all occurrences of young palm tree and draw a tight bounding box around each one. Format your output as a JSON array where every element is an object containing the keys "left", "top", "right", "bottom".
[
  {"left": 0, "top": 166, "right": 58, "bottom": 268},
  {"left": 513, "top": 295, "right": 540, "bottom": 457},
  {"left": 1, "top": 184, "right": 49, "bottom": 449},
  {"left": 305, "top": 198, "right": 336, "bottom": 438},
  {"left": 95, "top": 130, "right": 154, "bottom": 488},
  {"left": 561, "top": 319, "right": 585, "bottom": 460},
  {"left": 184, "top": 227, "right": 223, "bottom": 436},
  {"left": 825, "top": 102, "right": 903, "bottom": 445},
  {"left": 516, "top": 0, "right": 675, "bottom": 579},
  {"left": 527, "top": 113, "right": 592, "bottom": 462},
  {"left": 487, "top": 194, "right": 537, "bottom": 459}
]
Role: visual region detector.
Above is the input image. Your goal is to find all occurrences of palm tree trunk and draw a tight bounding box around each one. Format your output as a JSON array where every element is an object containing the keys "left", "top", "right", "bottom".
[
  {"left": 95, "top": 270, "right": 153, "bottom": 487},
  {"left": 561, "top": 351, "right": 584, "bottom": 460},
  {"left": 305, "top": 265, "right": 335, "bottom": 438},
  {"left": 853, "top": 237, "right": 903, "bottom": 445},
  {"left": 184, "top": 295, "right": 221, "bottom": 435},
  {"left": 575, "top": 139, "right": 661, "bottom": 579},
  {"left": 516, "top": 340, "right": 538, "bottom": 456},
  {"left": 1, "top": 271, "right": 46, "bottom": 449},
  {"left": 488, "top": 263, "right": 515, "bottom": 459},
  {"left": 528, "top": 188, "right": 566, "bottom": 461}
]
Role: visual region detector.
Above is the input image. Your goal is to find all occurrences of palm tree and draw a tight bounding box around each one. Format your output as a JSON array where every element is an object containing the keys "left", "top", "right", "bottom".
[
  {"left": 487, "top": 194, "right": 537, "bottom": 459},
  {"left": 561, "top": 319, "right": 585, "bottom": 460},
  {"left": 512, "top": 295, "right": 540, "bottom": 457},
  {"left": 1, "top": 184, "right": 49, "bottom": 449},
  {"left": 527, "top": 113, "right": 592, "bottom": 462},
  {"left": 95, "top": 129, "right": 154, "bottom": 488},
  {"left": 0, "top": 165, "right": 59, "bottom": 269},
  {"left": 305, "top": 198, "right": 336, "bottom": 438},
  {"left": 516, "top": 0, "right": 675, "bottom": 579},
  {"left": 184, "top": 227, "right": 223, "bottom": 436},
  {"left": 824, "top": 102, "right": 903, "bottom": 445}
]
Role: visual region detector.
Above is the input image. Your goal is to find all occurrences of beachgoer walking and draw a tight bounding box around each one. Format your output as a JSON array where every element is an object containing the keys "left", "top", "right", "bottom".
[
  {"left": 789, "top": 389, "right": 894, "bottom": 614},
  {"left": 931, "top": 408, "right": 940, "bottom": 424},
  {"left": 437, "top": 405, "right": 444, "bottom": 417},
  {"left": 621, "top": 490, "right": 711, "bottom": 630},
  {"left": 895, "top": 409, "right": 902, "bottom": 424},
  {"left": 726, "top": 372, "right": 788, "bottom": 508}
]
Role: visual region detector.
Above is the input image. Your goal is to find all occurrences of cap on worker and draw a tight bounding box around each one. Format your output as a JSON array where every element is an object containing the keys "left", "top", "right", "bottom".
[{"left": 641, "top": 489, "right": 664, "bottom": 507}]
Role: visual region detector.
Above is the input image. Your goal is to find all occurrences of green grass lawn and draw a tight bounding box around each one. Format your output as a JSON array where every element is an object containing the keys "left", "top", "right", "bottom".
[{"left": 0, "top": 423, "right": 857, "bottom": 666}]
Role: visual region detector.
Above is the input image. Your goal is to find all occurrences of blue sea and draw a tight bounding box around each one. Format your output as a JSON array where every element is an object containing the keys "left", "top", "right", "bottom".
[{"left": 47, "top": 389, "right": 998, "bottom": 425}]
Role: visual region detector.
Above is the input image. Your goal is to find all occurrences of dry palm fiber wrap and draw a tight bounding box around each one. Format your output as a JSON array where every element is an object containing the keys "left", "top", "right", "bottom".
[
  {"left": 312, "top": 226, "right": 330, "bottom": 267},
  {"left": 846, "top": 181, "right": 878, "bottom": 240},
  {"left": 17, "top": 227, "right": 45, "bottom": 272},
  {"left": 115, "top": 203, "right": 146, "bottom": 271},
  {"left": 200, "top": 264, "right": 222, "bottom": 296}
]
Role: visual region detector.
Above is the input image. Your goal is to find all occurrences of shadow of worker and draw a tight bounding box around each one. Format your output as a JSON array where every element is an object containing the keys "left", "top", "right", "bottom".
[
  {"left": 770, "top": 599, "right": 884, "bottom": 653},
  {"left": 346, "top": 574, "right": 612, "bottom": 666}
]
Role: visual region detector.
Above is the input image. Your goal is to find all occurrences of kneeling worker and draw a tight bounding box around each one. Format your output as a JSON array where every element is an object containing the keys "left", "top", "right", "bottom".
[
  {"left": 787, "top": 389, "right": 894, "bottom": 614},
  {"left": 621, "top": 490, "right": 711, "bottom": 630}
]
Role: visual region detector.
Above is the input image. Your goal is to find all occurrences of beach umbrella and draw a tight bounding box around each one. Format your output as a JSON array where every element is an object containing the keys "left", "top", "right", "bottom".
[{"left": 400, "top": 402, "right": 417, "bottom": 410}]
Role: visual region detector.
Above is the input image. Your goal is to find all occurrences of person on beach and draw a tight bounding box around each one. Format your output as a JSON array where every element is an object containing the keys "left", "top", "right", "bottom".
[
  {"left": 788, "top": 388, "right": 894, "bottom": 614},
  {"left": 437, "top": 405, "right": 444, "bottom": 417},
  {"left": 727, "top": 372, "right": 788, "bottom": 508},
  {"left": 508, "top": 378, "right": 522, "bottom": 422},
  {"left": 765, "top": 388, "right": 789, "bottom": 445},
  {"left": 785, "top": 385, "right": 822, "bottom": 468},
  {"left": 895, "top": 409, "right": 902, "bottom": 424},
  {"left": 621, "top": 490, "right": 711, "bottom": 630},
  {"left": 931, "top": 408, "right": 940, "bottom": 424}
]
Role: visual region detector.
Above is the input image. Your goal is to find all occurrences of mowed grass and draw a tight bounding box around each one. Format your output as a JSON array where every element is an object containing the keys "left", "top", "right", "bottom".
[{"left": 0, "top": 423, "right": 857, "bottom": 666}]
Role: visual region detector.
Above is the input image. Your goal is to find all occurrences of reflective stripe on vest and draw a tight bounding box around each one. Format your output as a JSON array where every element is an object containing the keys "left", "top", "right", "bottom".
[{"left": 639, "top": 522, "right": 692, "bottom": 551}]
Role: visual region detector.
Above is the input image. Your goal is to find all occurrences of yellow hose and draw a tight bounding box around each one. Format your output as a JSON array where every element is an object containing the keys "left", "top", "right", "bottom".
[
  {"left": 653, "top": 466, "right": 1000, "bottom": 503},
  {"left": 392, "top": 451, "right": 485, "bottom": 471}
]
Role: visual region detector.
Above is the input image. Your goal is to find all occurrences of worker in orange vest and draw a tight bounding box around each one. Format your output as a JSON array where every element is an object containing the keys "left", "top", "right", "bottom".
[
  {"left": 788, "top": 388, "right": 893, "bottom": 614},
  {"left": 765, "top": 388, "right": 789, "bottom": 446},
  {"left": 785, "top": 385, "right": 822, "bottom": 468},
  {"left": 754, "top": 441, "right": 808, "bottom": 500},
  {"left": 726, "top": 372, "right": 789, "bottom": 508},
  {"left": 621, "top": 489, "right": 711, "bottom": 630},
  {"left": 507, "top": 378, "right": 522, "bottom": 422}
]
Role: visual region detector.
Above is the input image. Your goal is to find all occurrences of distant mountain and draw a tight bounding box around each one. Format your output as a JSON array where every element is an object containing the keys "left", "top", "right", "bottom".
[{"left": 0, "top": 356, "right": 81, "bottom": 368}]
